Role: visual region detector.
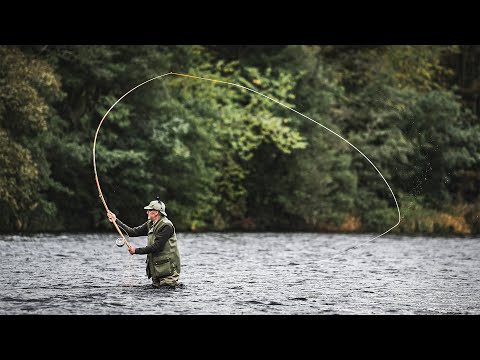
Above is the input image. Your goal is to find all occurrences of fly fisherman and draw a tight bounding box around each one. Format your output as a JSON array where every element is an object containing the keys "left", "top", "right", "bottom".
[{"left": 107, "top": 199, "right": 181, "bottom": 288}]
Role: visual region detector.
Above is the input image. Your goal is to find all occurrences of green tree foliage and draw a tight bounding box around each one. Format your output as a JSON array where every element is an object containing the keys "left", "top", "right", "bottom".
[
  {"left": 160, "top": 59, "right": 309, "bottom": 229},
  {"left": 23, "top": 45, "right": 177, "bottom": 230},
  {"left": 0, "top": 46, "right": 62, "bottom": 231},
  {"left": 317, "top": 45, "right": 480, "bottom": 232},
  {"left": 1, "top": 44, "right": 479, "bottom": 235}
]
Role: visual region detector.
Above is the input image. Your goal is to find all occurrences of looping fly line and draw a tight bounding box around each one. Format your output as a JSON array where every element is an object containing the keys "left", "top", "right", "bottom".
[{"left": 93, "top": 71, "right": 401, "bottom": 257}]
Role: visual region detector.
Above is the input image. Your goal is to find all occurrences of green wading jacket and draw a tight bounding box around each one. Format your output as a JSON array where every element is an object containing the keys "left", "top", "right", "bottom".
[{"left": 116, "top": 217, "right": 181, "bottom": 279}]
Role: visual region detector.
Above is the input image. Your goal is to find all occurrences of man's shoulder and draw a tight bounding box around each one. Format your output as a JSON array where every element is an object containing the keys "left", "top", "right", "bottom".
[
  {"left": 164, "top": 217, "right": 174, "bottom": 225},
  {"left": 151, "top": 218, "right": 171, "bottom": 226},
  {"left": 157, "top": 218, "right": 174, "bottom": 231}
]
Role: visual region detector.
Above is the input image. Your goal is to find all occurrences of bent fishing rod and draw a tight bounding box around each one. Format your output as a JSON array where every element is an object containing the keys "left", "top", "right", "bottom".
[
  {"left": 93, "top": 72, "right": 401, "bottom": 258},
  {"left": 93, "top": 73, "right": 173, "bottom": 249}
]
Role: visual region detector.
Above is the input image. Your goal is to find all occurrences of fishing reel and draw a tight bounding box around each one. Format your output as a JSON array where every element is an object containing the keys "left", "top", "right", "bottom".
[{"left": 115, "top": 237, "right": 126, "bottom": 247}]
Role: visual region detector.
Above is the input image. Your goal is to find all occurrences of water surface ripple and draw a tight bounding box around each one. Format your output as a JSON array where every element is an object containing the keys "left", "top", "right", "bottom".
[{"left": 1, "top": 232, "right": 478, "bottom": 314}]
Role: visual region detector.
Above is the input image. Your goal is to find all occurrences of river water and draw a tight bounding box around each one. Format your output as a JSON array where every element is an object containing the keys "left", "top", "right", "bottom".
[{"left": 0, "top": 232, "right": 478, "bottom": 314}]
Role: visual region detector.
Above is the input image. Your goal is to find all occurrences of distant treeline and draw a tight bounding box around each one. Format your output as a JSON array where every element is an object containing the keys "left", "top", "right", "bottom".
[{"left": 1, "top": 45, "right": 479, "bottom": 234}]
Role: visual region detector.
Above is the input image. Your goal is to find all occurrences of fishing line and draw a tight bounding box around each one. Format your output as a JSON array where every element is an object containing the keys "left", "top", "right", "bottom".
[{"left": 93, "top": 72, "right": 401, "bottom": 260}]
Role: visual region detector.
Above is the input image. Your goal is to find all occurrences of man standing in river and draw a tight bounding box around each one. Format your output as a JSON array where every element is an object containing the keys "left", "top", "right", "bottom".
[{"left": 107, "top": 199, "right": 181, "bottom": 288}]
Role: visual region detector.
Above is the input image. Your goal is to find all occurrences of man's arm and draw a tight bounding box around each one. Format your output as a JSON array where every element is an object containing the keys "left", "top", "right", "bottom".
[
  {"left": 106, "top": 210, "right": 148, "bottom": 237},
  {"left": 134, "top": 224, "right": 173, "bottom": 254},
  {"left": 116, "top": 219, "right": 149, "bottom": 237}
]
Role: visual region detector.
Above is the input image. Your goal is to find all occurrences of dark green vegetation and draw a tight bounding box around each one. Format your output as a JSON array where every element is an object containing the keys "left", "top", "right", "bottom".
[{"left": 1, "top": 45, "right": 479, "bottom": 234}]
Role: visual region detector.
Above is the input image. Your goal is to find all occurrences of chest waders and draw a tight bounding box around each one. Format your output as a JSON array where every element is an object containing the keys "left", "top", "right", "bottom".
[{"left": 146, "top": 217, "right": 181, "bottom": 279}]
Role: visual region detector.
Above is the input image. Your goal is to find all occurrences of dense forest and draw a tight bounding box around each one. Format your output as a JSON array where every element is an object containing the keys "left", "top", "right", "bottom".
[{"left": 1, "top": 45, "right": 479, "bottom": 235}]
